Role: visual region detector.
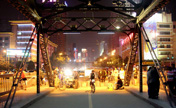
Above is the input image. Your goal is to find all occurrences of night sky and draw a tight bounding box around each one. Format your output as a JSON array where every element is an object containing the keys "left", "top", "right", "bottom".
[
  {"left": 0, "top": 0, "right": 176, "bottom": 58},
  {"left": 1, "top": 0, "right": 176, "bottom": 32}
]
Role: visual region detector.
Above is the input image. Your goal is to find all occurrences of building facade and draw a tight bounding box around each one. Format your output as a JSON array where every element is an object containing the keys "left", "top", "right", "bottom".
[
  {"left": 118, "top": 12, "right": 176, "bottom": 67},
  {"left": 0, "top": 32, "right": 13, "bottom": 61},
  {"left": 9, "top": 20, "right": 37, "bottom": 62},
  {"left": 4, "top": 20, "right": 58, "bottom": 63}
]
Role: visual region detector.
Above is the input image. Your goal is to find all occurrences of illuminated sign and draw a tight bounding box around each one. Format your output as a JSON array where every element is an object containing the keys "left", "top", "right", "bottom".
[
  {"left": 121, "top": 33, "right": 133, "bottom": 45},
  {"left": 42, "top": 0, "right": 68, "bottom": 6},
  {"left": 82, "top": 48, "right": 87, "bottom": 53},
  {"left": 6, "top": 49, "right": 30, "bottom": 57},
  {"left": 143, "top": 13, "right": 162, "bottom": 60}
]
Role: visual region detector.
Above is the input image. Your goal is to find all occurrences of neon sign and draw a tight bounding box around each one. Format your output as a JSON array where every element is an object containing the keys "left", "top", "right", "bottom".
[{"left": 121, "top": 33, "right": 133, "bottom": 45}]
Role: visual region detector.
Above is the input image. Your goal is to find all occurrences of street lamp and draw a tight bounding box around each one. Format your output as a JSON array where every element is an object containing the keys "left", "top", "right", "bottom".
[
  {"left": 104, "top": 57, "right": 107, "bottom": 60},
  {"left": 116, "top": 26, "right": 120, "bottom": 29},
  {"left": 100, "top": 59, "right": 103, "bottom": 62},
  {"left": 59, "top": 52, "right": 63, "bottom": 56},
  {"left": 111, "top": 50, "right": 116, "bottom": 56},
  {"left": 3, "top": 50, "right": 6, "bottom": 53}
]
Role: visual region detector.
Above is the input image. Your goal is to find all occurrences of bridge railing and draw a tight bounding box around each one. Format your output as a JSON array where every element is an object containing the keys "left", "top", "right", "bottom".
[
  {"left": 0, "top": 74, "right": 14, "bottom": 108},
  {"left": 0, "top": 74, "right": 14, "bottom": 96},
  {"left": 0, "top": 72, "right": 38, "bottom": 107}
]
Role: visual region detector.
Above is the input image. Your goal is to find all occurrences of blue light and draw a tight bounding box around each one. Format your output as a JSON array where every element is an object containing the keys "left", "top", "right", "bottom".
[{"left": 64, "top": 1, "right": 68, "bottom": 7}]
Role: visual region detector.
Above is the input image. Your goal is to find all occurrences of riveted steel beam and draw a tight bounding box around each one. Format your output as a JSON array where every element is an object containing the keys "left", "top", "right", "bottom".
[{"left": 137, "top": 0, "right": 171, "bottom": 23}]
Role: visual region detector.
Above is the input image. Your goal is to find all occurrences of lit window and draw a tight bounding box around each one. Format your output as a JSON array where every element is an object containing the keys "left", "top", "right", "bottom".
[{"left": 17, "top": 32, "right": 22, "bottom": 35}]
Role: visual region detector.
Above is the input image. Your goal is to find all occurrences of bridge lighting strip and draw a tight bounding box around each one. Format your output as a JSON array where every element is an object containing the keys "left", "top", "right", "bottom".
[
  {"left": 98, "top": 32, "right": 115, "bottom": 34},
  {"left": 63, "top": 32, "right": 81, "bottom": 34}
]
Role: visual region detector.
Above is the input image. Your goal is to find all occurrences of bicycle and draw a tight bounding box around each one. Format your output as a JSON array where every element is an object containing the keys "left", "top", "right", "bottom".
[{"left": 90, "top": 79, "right": 95, "bottom": 93}]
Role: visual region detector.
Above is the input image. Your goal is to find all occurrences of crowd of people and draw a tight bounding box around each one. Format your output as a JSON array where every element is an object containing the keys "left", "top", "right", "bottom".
[
  {"left": 97, "top": 67, "right": 125, "bottom": 83},
  {"left": 96, "top": 67, "right": 125, "bottom": 90}
]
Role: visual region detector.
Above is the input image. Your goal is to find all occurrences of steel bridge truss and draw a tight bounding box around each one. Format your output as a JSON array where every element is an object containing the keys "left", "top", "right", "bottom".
[{"left": 5, "top": 0, "right": 174, "bottom": 107}]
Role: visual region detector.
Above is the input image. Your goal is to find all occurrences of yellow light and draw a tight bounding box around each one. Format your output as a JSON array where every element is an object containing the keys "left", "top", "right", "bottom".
[
  {"left": 64, "top": 69, "right": 72, "bottom": 76},
  {"left": 3, "top": 50, "right": 6, "bottom": 53},
  {"left": 111, "top": 49, "right": 116, "bottom": 56},
  {"left": 100, "top": 59, "right": 103, "bottom": 62},
  {"left": 119, "top": 69, "right": 125, "bottom": 79},
  {"left": 104, "top": 57, "right": 107, "bottom": 60},
  {"left": 116, "top": 26, "right": 120, "bottom": 29},
  {"left": 59, "top": 53, "right": 63, "bottom": 56}
]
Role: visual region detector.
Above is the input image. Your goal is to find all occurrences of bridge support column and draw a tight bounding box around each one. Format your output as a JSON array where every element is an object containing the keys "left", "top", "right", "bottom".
[
  {"left": 138, "top": 24, "right": 143, "bottom": 93},
  {"left": 36, "top": 24, "right": 40, "bottom": 94}
]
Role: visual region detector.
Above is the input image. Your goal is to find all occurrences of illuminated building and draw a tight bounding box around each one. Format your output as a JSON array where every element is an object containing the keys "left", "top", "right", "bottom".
[
  {"left": 9, "top": 20, "right": 57, "bottom": 63},
  {"left": 0, "top": 32, "right": 13, "bottom": 61},
  {"left": 81, "top": 48, "right": 88, "bottom": 62},
  {"left": 173, "top": 21, "right": 176, "bottom": 65},
  {"left": 99, "top": 41, "right": 105, "bottom": 56},
  {"left": 143, "top": 12, "right": 175, "bottom": 66},
  {"left": 9, "top": 20, "right": 37, "bottom": 62},
  {"left": 119, "top": 12, "right": 175, "bottom": 66}
]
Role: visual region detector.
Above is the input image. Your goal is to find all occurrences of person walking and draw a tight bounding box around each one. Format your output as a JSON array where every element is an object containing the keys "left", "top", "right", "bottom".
[
  {"left": 166, "top": 64, "right": 176, "bottom": 96},
  {"left": 21, "top": 70, "right": 27, "bottom": 90},
  {"left": 147, "top": 66, "right": 160, "bottom": 99}
]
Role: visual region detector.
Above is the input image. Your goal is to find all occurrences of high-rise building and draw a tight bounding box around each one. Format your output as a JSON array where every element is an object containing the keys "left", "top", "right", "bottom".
[
  {"left": 9, "top": 20, "right": 37, "bottom": 62},
  {"left": 8, "top": 20, "right": 57, "bottom": 62}
]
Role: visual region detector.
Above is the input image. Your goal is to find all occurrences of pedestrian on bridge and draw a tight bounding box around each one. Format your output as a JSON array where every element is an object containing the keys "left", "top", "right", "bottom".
[{"left": 147, "top": 66, "right": 160, "bottom": 99}]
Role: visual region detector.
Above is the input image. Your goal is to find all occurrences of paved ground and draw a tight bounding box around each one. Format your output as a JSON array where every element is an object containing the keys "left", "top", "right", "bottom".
[
  {"left": 28, "top": 87, "right": 155, "bottom": 108},
  {"left": 0, "top": 83, "right": 175, "bottom": 108}
]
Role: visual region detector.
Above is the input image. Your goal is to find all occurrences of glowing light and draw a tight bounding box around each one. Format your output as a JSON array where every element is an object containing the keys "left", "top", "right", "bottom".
[
  {"left": 119, "top": 69, "right": 125, "bottom": 79},
  {"left": 121, "top": 33, "right": 133, "bottom": 45},
  {"left": 19, "top": 31, "right": 33, "bottom": 33},
  {"left": 17, "top": 24, "right": 35, "bottom": 27},
  {"left": 132, "top": 12, "right": 136, "bottom": 17},
  {"left": 116, "top": 26, "right": 120, "bottom": 29},
  {"left": 7, "top": 49, "right": 24, "bottom": 56},
  {"left": 17, "top": 47, "right": 30, "bottom": 49},
  {"left": 85, "top": 70, "right": 92, "bottom": 76},
  {"left": 64, "top": 69, "right": 73, "bottom": 76},
  {"left": 17, "top": 42, "right": 28, "bottom": 44},
  {"left": 59, "top": 53, "right": 63, "bottom": 55},
  {"left": 3, "top": 50, "right": 6, "bottom": 53},
  {"left": 17, "top": 36, "right": 31, "bottom": 38},
  {"left": 42, "top": 0, "right": 56, "bottom": 2},
  {"left": 64, "top": 1, "right": 68, "bottom": 7},
  {"left": 111, "top": 49, "right": 116, "bottom": 56},
  {"left": 98, "top": 32, "right": 115, "bottom": 34},
  {"left": 63, "top": 32, "right": 80, "bottom": 34}
]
